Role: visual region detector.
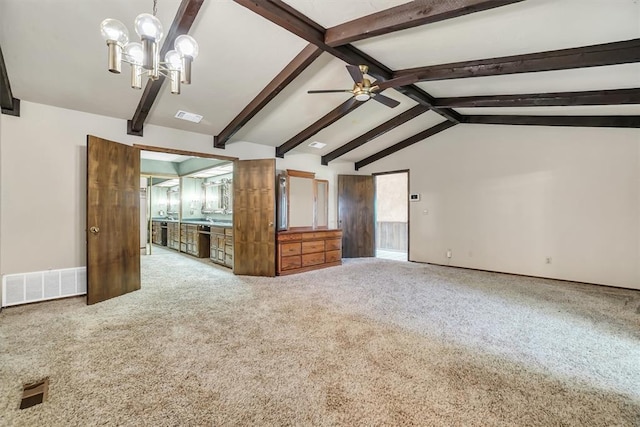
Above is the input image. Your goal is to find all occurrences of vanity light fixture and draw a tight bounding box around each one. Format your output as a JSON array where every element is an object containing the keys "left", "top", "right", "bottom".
[{"left": 100, "top": 0, "right": 199, "bottom": 94}]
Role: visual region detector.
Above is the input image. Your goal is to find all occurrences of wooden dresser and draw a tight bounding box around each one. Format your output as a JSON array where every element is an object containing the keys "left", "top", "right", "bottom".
[{"left": 277, "top": 229, "right": 342, "bottom": 275}]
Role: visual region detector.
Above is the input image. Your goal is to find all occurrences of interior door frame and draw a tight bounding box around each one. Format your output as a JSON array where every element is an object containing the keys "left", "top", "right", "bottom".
[
  {"left": 133, "top": 144, "right": 238, "bottom": 162},
  {"left": 372, "top": 169, "right": 410, "bottom": 261}
]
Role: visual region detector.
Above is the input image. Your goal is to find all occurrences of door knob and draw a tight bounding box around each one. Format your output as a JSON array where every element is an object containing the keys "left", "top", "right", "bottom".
[
  {"left": 268, "top": 222, "right": 274, "bottom": 227},
  {"left": 89, "top": 226, "right": 100, "bottom": 234}
]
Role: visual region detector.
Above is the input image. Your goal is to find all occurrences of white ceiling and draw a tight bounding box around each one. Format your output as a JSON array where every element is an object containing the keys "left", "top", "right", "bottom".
[{"left": 1, "top": 0, "right": 638, "bottom": 166}]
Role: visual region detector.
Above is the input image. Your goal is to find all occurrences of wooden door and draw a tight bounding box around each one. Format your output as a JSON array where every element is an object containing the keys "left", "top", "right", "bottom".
[
  {"left": 86, "top": 135, "right": 140, "bottom": 304},
  {"left": 233, "top": 159, "right": 276, "bottom": 276},
  {"left": 338, "top": 174, "right": 375, "bottom": 258}
]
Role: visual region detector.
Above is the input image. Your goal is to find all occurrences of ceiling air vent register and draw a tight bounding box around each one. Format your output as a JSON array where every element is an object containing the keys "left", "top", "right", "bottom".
[{"left": 175, "top": 110, "right": 203, "bottom": 123}]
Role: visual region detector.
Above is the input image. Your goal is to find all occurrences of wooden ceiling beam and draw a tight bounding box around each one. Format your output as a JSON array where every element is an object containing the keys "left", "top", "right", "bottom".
[
  {"left": 233, "top": 1, "right": 390, "bottom": 76},
  {"left": 434, "top": 88, "right": 640, "bottom": 108},
  {"left": 128, "top": 0, "right": 204, "bottom": 136},
  {"left": 325, "top": 0, "right": 525, "bottom": 47},
  {"left": 214, "top": 44, "right": 322, "bottom": 148},
  {"left": 355, "top": 121, "right": 457, "bottom": 170},
  {"left": 233, "top": 0, "right": 461, "bottom": 131},
  {"left": 356, "top": 113, "right": 640, "bottom": 170},
  {"left": 463, "top": 115, "right": 640, "bottom": 128},
  {"left": 233, "top": 0, "right": 326, "bottom": 44},
  {"left": 394, "top": 39, "right": 640, "bottom": 82},
  {"left": 321, "top": 104, "right": 430, "bottom": 165},
  {"left": 394, "top": 85, "right": 462, "bottom": 123},
  {"left": 276, "top": 98, "right": 363, "bottom": 157},
  {"left": 0, "top": 45, "right": 20, "bottom": 116}
]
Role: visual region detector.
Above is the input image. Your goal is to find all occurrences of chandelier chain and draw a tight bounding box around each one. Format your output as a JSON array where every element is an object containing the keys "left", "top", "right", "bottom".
[{"left": 153, "top": 0, "right": 158, "bottom": 16}]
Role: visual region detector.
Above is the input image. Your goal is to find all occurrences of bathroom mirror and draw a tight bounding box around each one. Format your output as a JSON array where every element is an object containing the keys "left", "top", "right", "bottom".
[
  {"left": 201, "top": 181, "right": 222, "bottom": 213},
  {"left": 167, "top": 187, "right": 180, "bottom": 216}
]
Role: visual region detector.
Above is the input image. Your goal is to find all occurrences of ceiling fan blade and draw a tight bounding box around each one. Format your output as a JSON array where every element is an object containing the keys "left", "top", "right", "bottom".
[
  {"left": 372, "top": 75, "right": 419, "bottom": 91},
  {"left": 372, "top": 94, "right": 401, "bottom": 108},
  {"left": 308, "top": 89, "right": 352, "bottom": 94},
  {"left": 346, "top": 64, "right": 364, "bottom": 83}
]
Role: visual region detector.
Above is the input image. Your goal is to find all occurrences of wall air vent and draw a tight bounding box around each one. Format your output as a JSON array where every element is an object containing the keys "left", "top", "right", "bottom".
[{"left": 175, "top": 110, "right": 203, "bottom": 123}]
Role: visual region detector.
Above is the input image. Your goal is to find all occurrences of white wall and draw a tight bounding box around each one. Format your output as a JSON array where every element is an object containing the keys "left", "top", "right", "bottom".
[
  {"left": 0, "top": 101, "right": 345, "bottom": 275},
  {"left": 361, "top": 124, "right": 640, "bottom": 290}
]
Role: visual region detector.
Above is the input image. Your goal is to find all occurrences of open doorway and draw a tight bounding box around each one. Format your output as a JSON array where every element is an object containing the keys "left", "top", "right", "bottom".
[
  {"left": 138, "top": 148, "right": 235, "bottom": 270},
  {"left": 375, "top": 171, "right": 409, "bottom": 261}
]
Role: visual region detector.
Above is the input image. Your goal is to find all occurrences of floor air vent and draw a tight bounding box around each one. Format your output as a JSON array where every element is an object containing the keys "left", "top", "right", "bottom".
[{"left": 20, "top": 378, "right": 49, "bottom": 409}]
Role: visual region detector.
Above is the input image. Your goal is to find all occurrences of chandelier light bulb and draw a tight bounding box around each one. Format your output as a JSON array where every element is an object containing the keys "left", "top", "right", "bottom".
[
  {"left": 134, "top": 13, "right": 163, "bottom": 41},
  {"left": 100, "top": 19, "right": 130, "bottom": 46},
  {"left": 165, "top": 50, "right": 183, "bottom": 70},
  {"left": 124, "top": 42, "right": 144, "bottom": 65},
  {"left": 174, "top": 35, "right": 199, "bottom": 59}
]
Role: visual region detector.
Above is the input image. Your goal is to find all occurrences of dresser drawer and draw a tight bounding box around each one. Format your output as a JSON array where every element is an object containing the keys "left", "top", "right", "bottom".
[
  {"left": 278, "top": 233, "right": 302, "bottom": 242},
  {"left": 224, "top": 228, "right": 233, "bottom": 236},
  {"left": 325, "top": 238, "right": 341, "bottom": 251},
  {"left": 302, "top": 240, "right": 324, "bottom": 254},
  {"left": 302, "top": 231, "right": 342, "bottom": 240},
  {"left": 281, "top": 242, "right": 301, "bottom": 256},
  {"left": 325, "top": 250, "right": 341, "bottom": 263},
  {"left": 281, "top": 255, "right": 301, "bottom": 270},
  {"left": 302, "top": 252, "right": 325, "bottom": 266}
]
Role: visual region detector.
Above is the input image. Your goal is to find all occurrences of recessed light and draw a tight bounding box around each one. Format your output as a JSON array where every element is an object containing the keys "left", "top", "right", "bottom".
[
  {"left": 308, "top": 141, "right": 326, "bottom": 149},
  {"left": 175, "top": 110, "right": 203, "bottom": 123}
]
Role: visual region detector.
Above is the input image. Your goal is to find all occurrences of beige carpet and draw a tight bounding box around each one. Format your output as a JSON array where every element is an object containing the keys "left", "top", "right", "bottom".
[{"left": 1, "top": 253, "right": 639, "bottom": 426}]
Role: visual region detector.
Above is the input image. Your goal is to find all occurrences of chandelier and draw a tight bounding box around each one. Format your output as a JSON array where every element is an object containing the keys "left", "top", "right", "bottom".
[{"left": 99, "top": 0, "right": 198, "bottom": 94}]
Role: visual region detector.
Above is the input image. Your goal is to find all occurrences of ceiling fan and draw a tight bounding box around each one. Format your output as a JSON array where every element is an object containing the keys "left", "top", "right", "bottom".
[{"left": 307, "top": 64, "right": 402, "bottom": 108}]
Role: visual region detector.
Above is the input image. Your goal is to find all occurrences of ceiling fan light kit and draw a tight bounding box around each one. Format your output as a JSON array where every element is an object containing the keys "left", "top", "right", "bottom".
[
  {"left": 100, "top": 0, "right": 198, "bottom": 95},
  {"left": 308, "top": 64, "right": 400, "bottom": 108}
]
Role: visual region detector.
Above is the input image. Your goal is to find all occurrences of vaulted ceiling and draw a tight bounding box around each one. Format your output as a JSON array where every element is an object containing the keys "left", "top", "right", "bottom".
[{"left": 1, "top": 0, "right": 639, "bottom": 168}]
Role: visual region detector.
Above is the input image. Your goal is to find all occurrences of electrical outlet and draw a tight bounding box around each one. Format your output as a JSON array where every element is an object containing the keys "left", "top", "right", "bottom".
[
  {"left": 447, "top": 249, "right": 452, "bottom": 258},
  {"left": 545, "top": 257, "right": 552, "bottom": 264}
]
